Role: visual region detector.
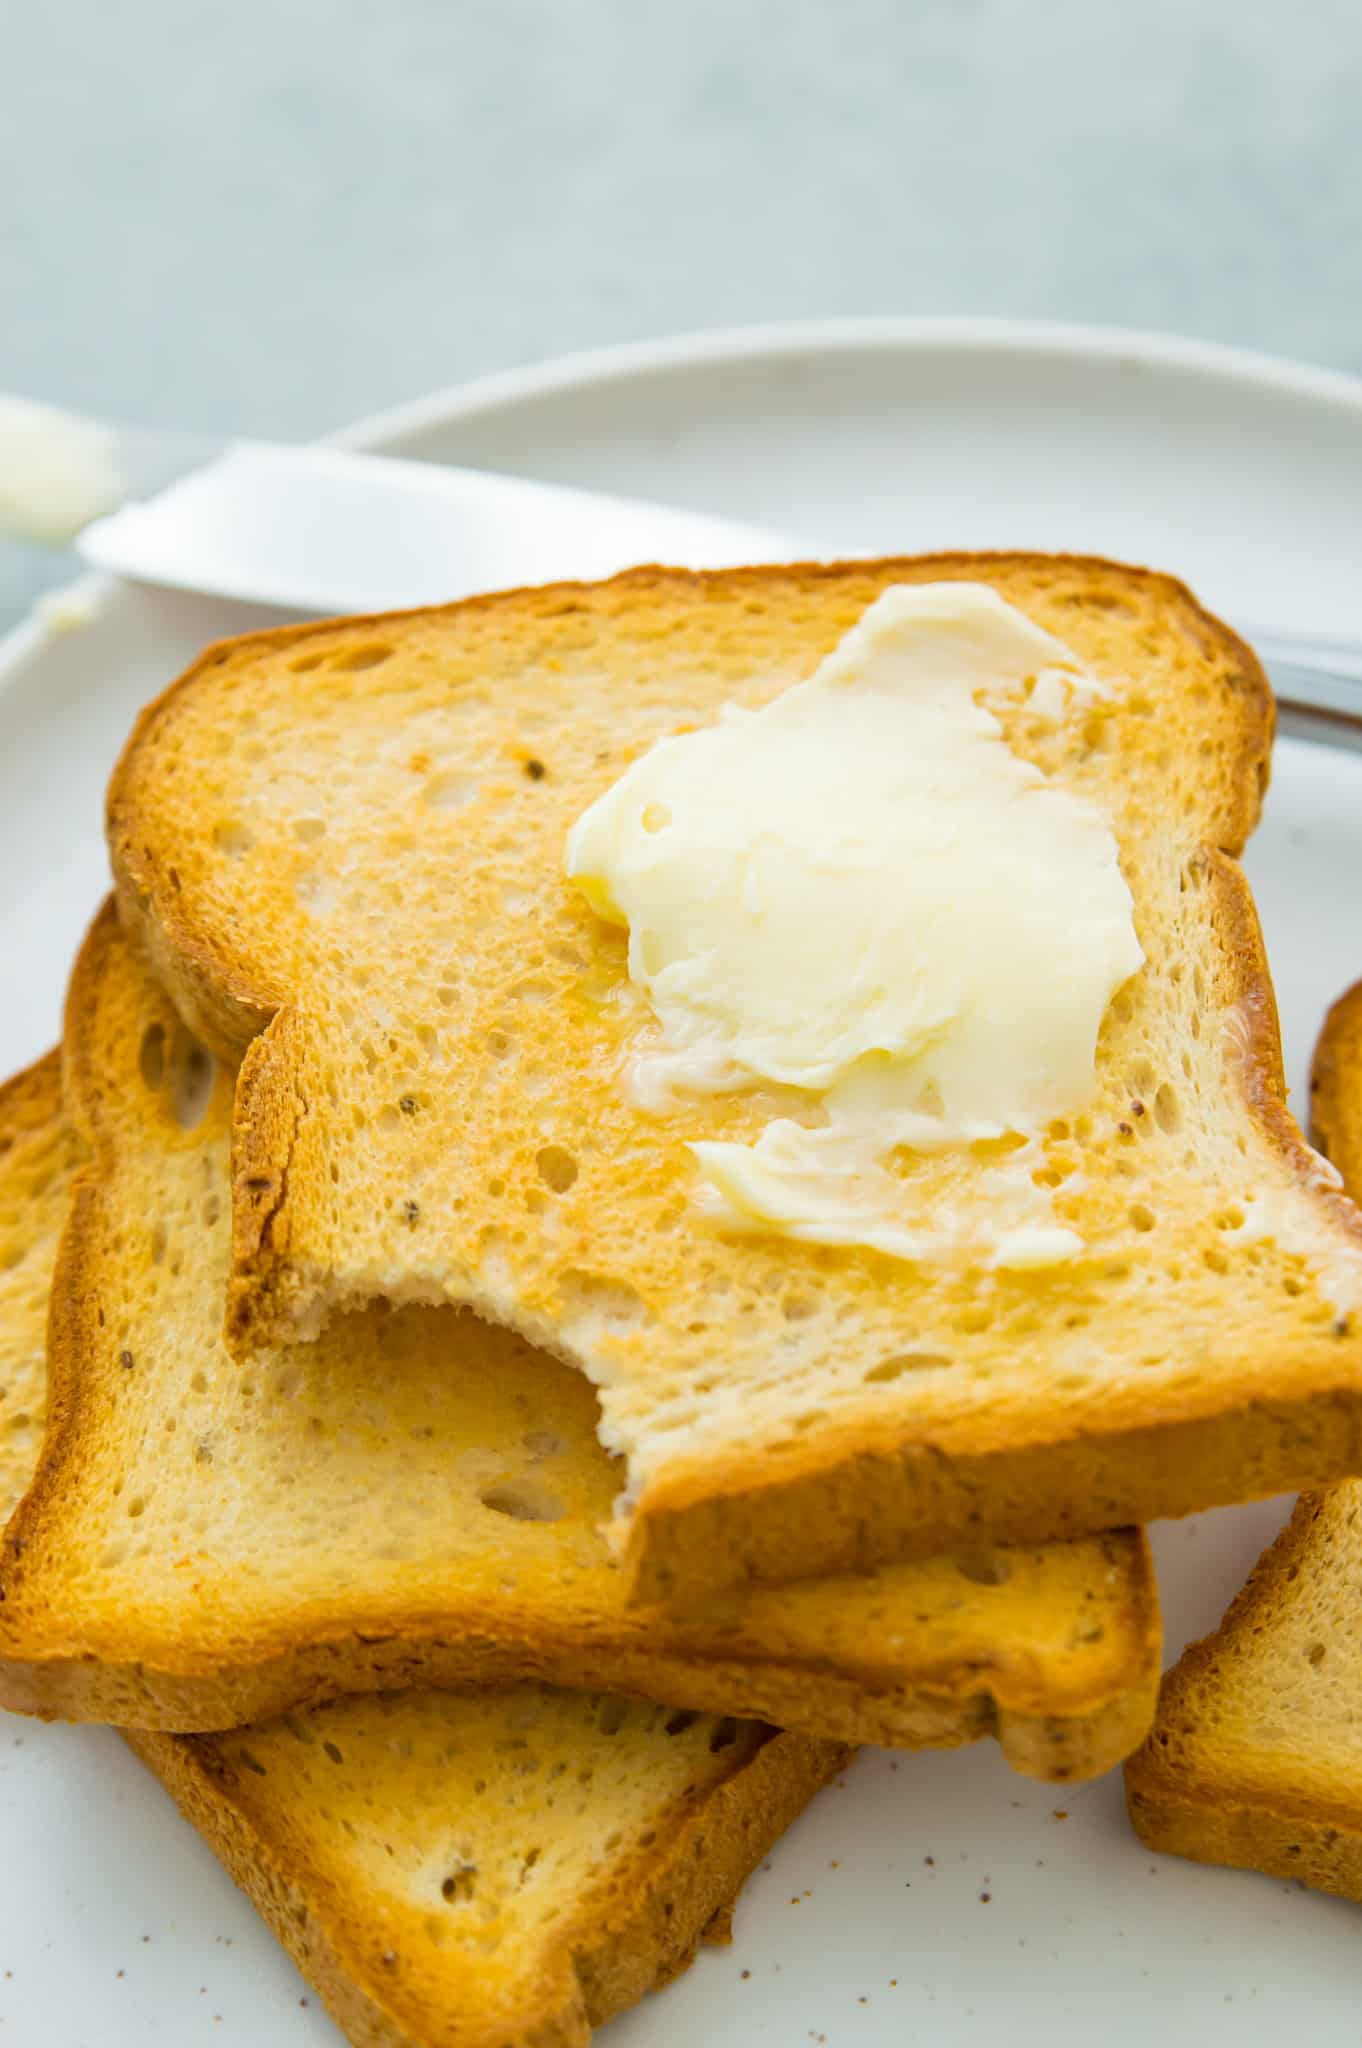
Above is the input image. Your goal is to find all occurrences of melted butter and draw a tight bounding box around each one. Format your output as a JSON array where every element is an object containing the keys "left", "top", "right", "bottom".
[{"left": 565, "top": 583, "right": 1144, "bottom": 1265}]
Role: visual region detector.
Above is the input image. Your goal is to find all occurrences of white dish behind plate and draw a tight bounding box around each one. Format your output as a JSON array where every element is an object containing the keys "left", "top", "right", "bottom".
[{"left": 2, "top": 318, "right": 1362, "bottom": 2046}]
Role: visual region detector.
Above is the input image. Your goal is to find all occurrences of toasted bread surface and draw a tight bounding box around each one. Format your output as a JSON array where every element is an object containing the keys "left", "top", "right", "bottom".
[
  {"left": 107, "top": 554, "right": 1362, "bottom": 1602},
  {"left": 1310, "top": 978, "right": 1362, "bottom": 1189},
  {"left": 129, "top": 1693, "right": 843, "bottom": 2048},
  {"left": 1124, "top": 1487, "right": 1362, "bottom": 1899},
  {"left": 1124, "top": 979, "right": 1362, "bottom": 1899},
  {"left": 0, "top": 918, "right": 1157, "bottom": 1776},
  {"left": 0, "top": 1049, "right": 847, "bottom": 2046},
  {"left": 0, "top": 1050, "right": 83, "bottom": 1500}
]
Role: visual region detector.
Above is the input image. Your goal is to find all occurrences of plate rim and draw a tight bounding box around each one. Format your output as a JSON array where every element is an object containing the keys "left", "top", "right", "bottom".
[{"left": 331, "top": 313, "right": 1362, "bottom": 454}]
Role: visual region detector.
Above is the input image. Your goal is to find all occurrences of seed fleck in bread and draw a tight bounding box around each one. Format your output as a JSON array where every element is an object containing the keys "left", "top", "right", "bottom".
[
  {"left": 107, "top": 554, "right": 1362, "bottom": 1603},
  {"left": 0, "top": 1049, "right": 848, "bottom": 2048},
  {"left": 0, "top": 909, "right": 1158, "bottom": 1778},
  {"left": 1125, "top": 975, "right": 1362, "bottom": 1899}
]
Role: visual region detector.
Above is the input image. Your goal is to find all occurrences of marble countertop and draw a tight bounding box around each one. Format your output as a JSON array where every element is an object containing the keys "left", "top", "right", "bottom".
[{"left": 3, "top": 0, "right": 1359, "bottom": 626}]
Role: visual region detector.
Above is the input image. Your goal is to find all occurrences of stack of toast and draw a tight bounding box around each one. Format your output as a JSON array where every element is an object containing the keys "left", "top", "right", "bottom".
[{"left": 6, "top": 551, "right": 1362, "bottom": 2043}]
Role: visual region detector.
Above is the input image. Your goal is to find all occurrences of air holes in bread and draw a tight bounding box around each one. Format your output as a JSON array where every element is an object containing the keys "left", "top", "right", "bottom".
[
  {"left": 535, "top": 1146, "right": 578, "bottom": 1194},
  {"left": 479, "top": 1480, "right": 566, "bottom": 1523},
  {"left": 957, "top": 1554, "right": 1009, "bottom": 1587},
  {"left": 864, "top": 1351, "right": 949, "bottom": 1383},
  {"left": 709, "top": 1717, "right": 739, "bottom": 1752},
  {"left": 139, "top": 1024, "right": 165, "bottom": 1091},
  {"left": 1154, "top": 1084, "right": 1182, "bottom": 1134},
  {"left": 332, "top": 643, "right": 392, "bottom": 672},
  {"left": 139, "top": 1021, "right": 214, "bottom": 1131},
  {"left": 170, "top": 1037, "right": 215, "bottom": 1131},
  {"left": 441, "top": 1863, "right": 478, "bottom": 1903}
]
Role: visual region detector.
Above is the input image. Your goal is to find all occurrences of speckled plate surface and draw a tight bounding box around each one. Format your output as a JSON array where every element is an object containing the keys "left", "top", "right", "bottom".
[{"left": 2, "top": 317, "right": 1362, "bottom": 2045}]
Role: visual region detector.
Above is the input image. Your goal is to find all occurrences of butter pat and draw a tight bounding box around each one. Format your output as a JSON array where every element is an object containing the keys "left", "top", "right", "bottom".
[{"left": 566, "top": 583, "right": 1143, "bottom": 1264}]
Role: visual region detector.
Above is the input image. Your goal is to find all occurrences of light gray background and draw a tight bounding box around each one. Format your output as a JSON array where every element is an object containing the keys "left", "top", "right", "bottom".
[{"left": 3, "top": 0, "right": 1359, "bottom": 626}]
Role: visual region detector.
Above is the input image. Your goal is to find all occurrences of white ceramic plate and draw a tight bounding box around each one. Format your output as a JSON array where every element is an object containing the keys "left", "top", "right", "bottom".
[{"left": 3, "top": 317, "right": 1362, "bottom": 2046}]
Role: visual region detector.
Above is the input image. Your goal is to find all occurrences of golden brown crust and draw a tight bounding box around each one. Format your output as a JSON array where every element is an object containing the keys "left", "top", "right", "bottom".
[
  {"left": 0, "top": 1049, "right": 64, "bottom": 1142},
  {"left": 127, "top": 1720, "right": 848, "bottom": 2048},
  {"left": 0, "top": 1601, "right": 1159, "bottom": 1771},
  {"left": 0, "top": 1559, "right": 1161, "bottom": 1760},
  {"left": 102, "top": 552, "right": 1358, "bottom": 1611},
  {"left": 1125, "top": 1782, "right": 1362, "bottom": 1902},
  {"left": 0, "top": 1049, "right": 80, "bottom": 1538},
  {"left": 1311, "top": 979, "right": 1362, "bottom": 1187},
  {"left": 1123, "top": 1494, "right": 1362, "bottom": 1894},
  {"left": 228, "top": 1012, "right": 313, "bottom": 1349}
]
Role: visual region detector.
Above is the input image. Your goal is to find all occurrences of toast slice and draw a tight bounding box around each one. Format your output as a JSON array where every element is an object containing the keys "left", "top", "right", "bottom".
[
  {"left": 0, "top": 909, "right": 1158, "bottom": 1778},
  {"left": 1124, "top": 976, "right": 1362, "bottom": 1900},
  {"left": 107, "top": 554, "right": 1362, "bottom": 1604},
  {"left": 0, "top": 1052, "right": 846, "bottom": 2046},
  {"left": 126, "top": 1691, "right": 841, "bottom": 2048}
]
